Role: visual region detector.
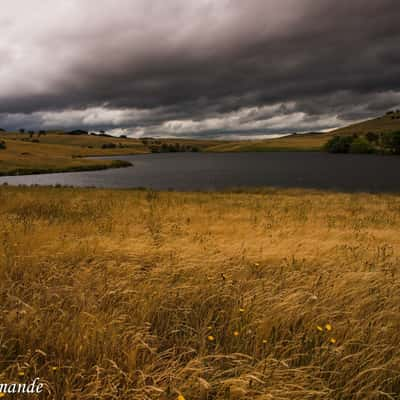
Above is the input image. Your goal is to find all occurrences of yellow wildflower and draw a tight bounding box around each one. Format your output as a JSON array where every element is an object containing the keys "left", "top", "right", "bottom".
[
  {"left": 239, "top": 308, "right": 245, "bottom": 313},
  {"left": 233, "top": 331, "right": 239, "bottom": 337},
  {"left": 329, "top": 338, "right": 337, "bottom": 344},
  {"left": 52, "top": 366, "right": 58, "bottom": 371},
  {"left": 262, "top": 339, "right": 267, "bottom": 344},
  {"left": 177, "top": 395, "right": 185, "bottom": 400},
  {"left": 18, "top": 371, "right": 25, "bottom": 376},
  {"left": 316, "top": 325, "right": 323, "bottom": 332},
  {"left": 207, "top": 335, "right": 215, "bottom": 342},
  {"left": 0, "top": 393, "right": 5, "bottom": 397},
  {"left": 325, "top": 323, "right": 332, "bottom": 331}
]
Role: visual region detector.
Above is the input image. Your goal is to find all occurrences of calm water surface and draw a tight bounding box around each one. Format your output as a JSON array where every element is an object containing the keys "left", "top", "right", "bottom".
[{"left": 1, "top": 152, "right": 400, "bottom": 192}]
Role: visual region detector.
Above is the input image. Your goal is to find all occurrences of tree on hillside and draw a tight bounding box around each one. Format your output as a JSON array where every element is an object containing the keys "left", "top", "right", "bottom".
[
  {"left": 324, "top": 135, "right": 354, "bottom": 153},
  {"left": 365, "top": 132, "right": 379, "bottom": 144},
  {"left": 382, "top": 132, "right": 400, "bottom": 154}
]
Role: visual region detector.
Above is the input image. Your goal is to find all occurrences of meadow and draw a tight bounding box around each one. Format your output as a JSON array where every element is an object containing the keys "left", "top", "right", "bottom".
[{"left": 1, "top": 186, "right": 400, "bottom": 399}]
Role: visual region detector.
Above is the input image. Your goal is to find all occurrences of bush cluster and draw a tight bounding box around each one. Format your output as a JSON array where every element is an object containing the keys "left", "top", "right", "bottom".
[
  {"left": 325, "top": 131, "right": 400, "bottom": 154},
  {"left": 101, "top": 142, "right": 117, "bottom": 149},
  {"left": 151, "top": 142, "right": 200, "bottom": 153}
]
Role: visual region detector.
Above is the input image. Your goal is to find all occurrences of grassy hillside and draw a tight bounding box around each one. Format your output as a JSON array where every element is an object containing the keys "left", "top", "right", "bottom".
[
  {"left": 209, "top": 111, "right": 400, "bottom": 153},
  {"left": 207, "top": 133, "right": 329, "bottom": 152},
  {"left": 0, "top": 186, "right": 399, "bottom": 399},
  {"left": 0, "top": 131, "right": 226, "bottom": 175},
  {"left": 331, "top": 110, "right": 400, "bottom": 136},
  {"left": 0, "top": 132, "right": 151, "bottom": 175},
  {"left": 0, "top": 138, "right": 135, "bottom": 176}
]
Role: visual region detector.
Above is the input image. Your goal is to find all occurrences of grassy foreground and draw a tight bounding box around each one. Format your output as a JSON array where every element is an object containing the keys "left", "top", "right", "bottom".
[{"left": 1, "top": 187, "right": 400, "bottom": 399}]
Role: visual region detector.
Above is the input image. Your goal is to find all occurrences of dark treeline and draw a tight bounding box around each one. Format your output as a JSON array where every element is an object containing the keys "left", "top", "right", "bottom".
[{"left": 325, "top": 131, "right": 400, "bottom": 155}]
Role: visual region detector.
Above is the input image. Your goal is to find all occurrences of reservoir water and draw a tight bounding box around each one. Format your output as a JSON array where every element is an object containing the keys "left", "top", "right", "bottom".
[{"left": 0, "top": 152, "right": 400, "bottom": 192}]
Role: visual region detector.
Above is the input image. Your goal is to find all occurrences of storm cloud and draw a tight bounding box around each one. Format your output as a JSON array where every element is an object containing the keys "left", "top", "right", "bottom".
[{"left": 1, "top": 0, "right": 400, "bottom": 137}]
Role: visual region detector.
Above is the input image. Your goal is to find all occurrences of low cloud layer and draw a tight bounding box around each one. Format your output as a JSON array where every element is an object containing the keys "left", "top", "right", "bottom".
[{"left": 1, "top": 0, "right": 400, "bottom": 137}]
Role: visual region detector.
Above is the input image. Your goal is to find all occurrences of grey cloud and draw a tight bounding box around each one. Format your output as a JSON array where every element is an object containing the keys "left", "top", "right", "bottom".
[{"left": 0, "top": 0, "right": 399, "bottom": 136}]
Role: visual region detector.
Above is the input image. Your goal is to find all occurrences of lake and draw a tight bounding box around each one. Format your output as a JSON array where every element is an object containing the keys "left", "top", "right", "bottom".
[{"left": 1, "top": 152, "right": 400, "bottom": 192}]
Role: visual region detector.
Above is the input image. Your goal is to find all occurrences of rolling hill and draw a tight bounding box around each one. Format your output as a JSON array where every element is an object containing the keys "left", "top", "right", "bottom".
[{"left": 208, "top": 111, "right": 400, "bottom": 152}]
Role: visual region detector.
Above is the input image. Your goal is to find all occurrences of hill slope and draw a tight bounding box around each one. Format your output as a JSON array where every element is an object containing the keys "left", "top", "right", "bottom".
[
  {"left": 331, "top": 111, "right": 400, "bottom": 136},
  {"left": 209, "top": 111, "right": 400, "bottom": 152}
]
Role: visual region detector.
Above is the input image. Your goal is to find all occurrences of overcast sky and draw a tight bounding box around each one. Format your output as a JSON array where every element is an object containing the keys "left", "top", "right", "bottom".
[{"left": 1, "top": 0, "right": 399, "bottom": 138}]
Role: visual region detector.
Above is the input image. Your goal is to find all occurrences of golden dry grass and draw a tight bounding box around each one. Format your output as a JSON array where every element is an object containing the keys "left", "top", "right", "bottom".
[
  {"left": 207, "top": 134, "right": 329, "bottom": 152},
  {"left": 0, "top": 133, "right": 223, "bottom": 175},
  {"left": 0, "top": 133, "right": 149, "bottom": 175},
  {"left": 1, "top": 186, "right": 400, "bottom": 399},
  {"left": 332, "top": 113, "right": 400, "bottom": 136}
]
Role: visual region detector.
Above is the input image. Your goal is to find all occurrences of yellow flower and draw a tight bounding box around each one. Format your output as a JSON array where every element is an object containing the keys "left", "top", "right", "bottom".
[
  {"left": 207, "top": 326, "right": 212, "bottom": 330},
  {"left": 316, "top": 325, "right": 323, "bottom": 332},
  {"left": 18, "top": 371, "right": 25, "bottom": 376},
  {"left": 207, "top": 335, "right": 215, "bottom": 342},
  {"left": 0, "top": 393, "right": 5, "bottom": 397},
  {"left": 51, "top": 366, "right": 58, "bottom": 371},
  {"left": 239, "top": 308, "right": 245, "bottom": 313},
  {"left": 177, "top": 395, "right": 185, "bottom": 400},
  {"left": 325, "top": 324, "right": 332, "bottom": 331},
  {"left": 262, "top": 339, "right": 267, "bottom": 344},
  {"left": 329, "top": 338, "right": 337, "bottom": 344},
  {"left": 233, "top": 331, "right": 239, "bottom": 337}
]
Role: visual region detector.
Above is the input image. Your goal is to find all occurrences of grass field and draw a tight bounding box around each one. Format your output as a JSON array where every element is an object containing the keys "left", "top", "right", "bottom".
[{"left": 1, "top": 186, "right": 400, "bottom": 399}]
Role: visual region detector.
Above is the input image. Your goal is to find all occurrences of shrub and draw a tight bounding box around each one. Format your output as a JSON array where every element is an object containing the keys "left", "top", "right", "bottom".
[
  {"left": 324, "top": 135, "right": 354, "bottom": 153},
  {"left": 349, "top": 137, "right": 374, "bottom": 154},
  {"left": 101, "top": 142, "right": 117, "bottom": 149},
  {"left": 365, "top": 132, "right": 379, "bottom": 144},
  {"left": 67, "top": 130, "right": 88, "bottom": 135},
  {"left": 381, "top": 131, "right": 400, "bottom": 154}
]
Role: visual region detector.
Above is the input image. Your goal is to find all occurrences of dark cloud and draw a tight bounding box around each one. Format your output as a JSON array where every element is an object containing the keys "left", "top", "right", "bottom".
[{"left": 0, "top": 0, "right": 399, "bottom": 136}]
